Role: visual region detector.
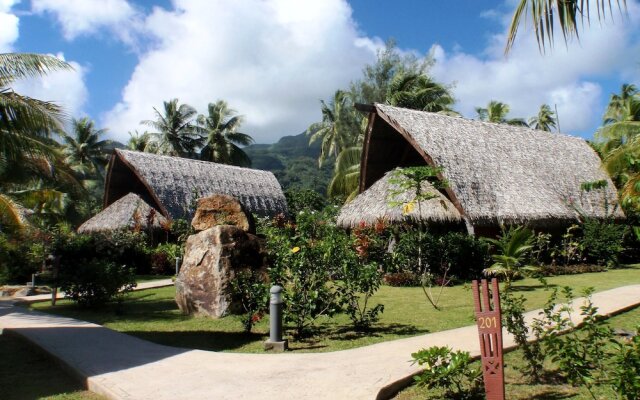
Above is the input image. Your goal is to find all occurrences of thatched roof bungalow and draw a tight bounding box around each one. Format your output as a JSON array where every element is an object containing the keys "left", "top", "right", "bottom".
[
  {"left": 338, "top": 104, "right": 622, "bottom": 234},
  {"left": 78, "top": 193, "right": 169, "bottom": 234},
  {"left": 103, "top": 149, "right": 288, "bottom": 222},
  {"left": 337, "top": 169, "right": 463, "bottom": 229}
]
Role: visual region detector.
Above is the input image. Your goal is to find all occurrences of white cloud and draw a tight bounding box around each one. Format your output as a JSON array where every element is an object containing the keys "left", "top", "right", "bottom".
[
  {"left": 430, "top": 1, "right": 640, "bottom": 136},
  {"left": 0, "top": 0, "right": 19, "bottom": 52},
  {"left": 31, "top": 0, "right": 141, "bottom": 43},
  {"left": 104, "top": 0, "right": 379, "bottom": 143},
  {"left": 12, "top": 53, "right": 89, "bottom": 120}
]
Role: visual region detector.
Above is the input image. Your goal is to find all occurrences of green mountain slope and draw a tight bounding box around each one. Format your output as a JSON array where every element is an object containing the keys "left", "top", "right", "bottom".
[{"left": 244, "top": 132, "right": 333, "bottom": 195}]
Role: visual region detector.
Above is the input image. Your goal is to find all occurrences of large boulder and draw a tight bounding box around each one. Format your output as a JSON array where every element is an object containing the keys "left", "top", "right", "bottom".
[
  {"left": 191, "top": 194, "right": 255, "bottom": 233},
  {"left": 175, "top": 225, "right": 265, "bottom": 318}
]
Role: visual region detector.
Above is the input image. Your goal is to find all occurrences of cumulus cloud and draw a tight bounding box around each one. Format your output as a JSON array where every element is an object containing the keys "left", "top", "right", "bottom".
[
  {"left": 431, "top": 1, "right": 640, "bottom": 136},
  {"left": 0, "top": 0, "right": 20, "bottom": 52},
  {"left": 12, "top": 53, "right": 89, "bottom": 120},
  {"left": 31, "top": 0, "right": 141, "bottom": 43},
  {"left": 103, "top": 0, "right": 379, "bottom": 143}
]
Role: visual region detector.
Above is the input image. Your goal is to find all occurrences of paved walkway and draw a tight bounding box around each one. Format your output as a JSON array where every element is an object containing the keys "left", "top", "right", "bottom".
[{"left": 1, "top": 284, "right": 639, "bottom": 400}]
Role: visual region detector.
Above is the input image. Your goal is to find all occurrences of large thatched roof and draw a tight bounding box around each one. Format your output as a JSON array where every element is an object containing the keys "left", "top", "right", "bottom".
[
  {"left": 358, "top": 104, "right": 623, "bottom": 230},
  {"left": 78, "top": 193, "right": 169, "bottom": 233},
  {"left": 337, "top": 169, "right": 462, "bottom": 228},
  {"left": 104, "top": 149, "right": 287, "bottom": 220}
]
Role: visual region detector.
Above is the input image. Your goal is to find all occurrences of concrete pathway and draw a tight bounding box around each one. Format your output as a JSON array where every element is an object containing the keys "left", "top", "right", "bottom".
[
  {"left": 4, "top": 279, "right": 174, "bottom": 305},
  {"left": 1, "top": 284, "right": 639, "bottom": 400}
]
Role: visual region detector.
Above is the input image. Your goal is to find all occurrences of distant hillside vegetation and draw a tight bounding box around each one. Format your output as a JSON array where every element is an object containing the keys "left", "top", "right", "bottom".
[{"left": 244, "top": 132, "right": 333, "bottom": 195}]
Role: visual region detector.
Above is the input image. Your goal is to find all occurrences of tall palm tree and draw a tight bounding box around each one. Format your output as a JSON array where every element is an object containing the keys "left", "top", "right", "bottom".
[
  {"left": 141, "top": 99, "right": 203, "bottom": 158},
  {"left": 307, "top": 90, "right": 361, "bottom": 167},
  {"left": 529, "top": 104, "right": 557, "bottom": 131},
  {"left": 476, "top": 100, "right": 528, "bottom": 126},
  {"left": 387, "top": 73, "right": 457, "bottom": 114},
  {"left": 328, "top": 145, "right": 362, "bottom": 201},
  {"left": 198, "top": 100, "right": 254, "bottom": 167},
  {"left": 59, "top": 117, "right": 113, "bottom": 179},
  {"left": 0, "top": 53, "right": 72, "bottom": 230},
  {"left": 127, "top": 130, "right": 156, "bottom": 152},
  {"left": 1, "top": 53, "right": 70, "bottom": 162},
  {"left": 506, "top": 0, "right": 627, "bottom": 54}
]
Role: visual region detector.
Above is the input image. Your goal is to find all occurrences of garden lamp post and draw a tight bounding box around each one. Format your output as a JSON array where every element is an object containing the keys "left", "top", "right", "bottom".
[{"left": 264, "top": 285, "right": 288, "bottom": 351}]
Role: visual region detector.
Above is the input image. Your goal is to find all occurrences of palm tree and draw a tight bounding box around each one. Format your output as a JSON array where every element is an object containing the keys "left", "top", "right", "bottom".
[
  {"left": 506, "top": 0, "right": 627, "bottom": 54},
  {"left": 198, "top": 100, "right": 254, "bottom": 167},
  {"left": 0, "top": 53, "right": 72, "bottom": 230},
  {"left": 1, "top": 53, "right": 71, "bottom": 162},
  {"left": 141, "top": 99, "right": 203, "bottom": 158},
  {"left": 598, "top": 87, "right": 640, "bottom": 208},
  {"left": 529, "top": 104, "right": 557, "bottom": 131},
  {"left": 59, "top": 117, "right": 113, "bottom": 179},
  {"left": 127, "top": 130, "right": 156, "bottom": 152},
  {"left": 328, "top": 146, "right": 362, "bottom": 201},
  {"left": 307, "top": 90, "right": 361, "bottom": 167},
  {"left": 483, "top": 226, "right": 538, "bottom": 290},
  {"left": 476, "top": 100, "right": 528, "bottom": 126},
  {"left": 387, "top": 73, "right": 457, "bottom": 114}
]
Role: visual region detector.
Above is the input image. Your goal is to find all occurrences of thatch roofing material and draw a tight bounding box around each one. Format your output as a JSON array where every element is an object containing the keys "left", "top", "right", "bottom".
[
  {"left": 78, "top": 193, "right": 168, "bottom": 233},
  {"left": 337, "top": 169, "right": 462, "bottom": 228},
  {"left": 362, "top": 104, "right": 622, "bottom": 227},
  {"left": 105, "top": 149, "right": 288, "bottom": 220}
]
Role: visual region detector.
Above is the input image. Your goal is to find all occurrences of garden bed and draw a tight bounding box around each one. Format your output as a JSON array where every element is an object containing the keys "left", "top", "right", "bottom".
[
  {"left": 394, "top": 304, "right": 640, "bottom": 399},
  {"left": 30, "top": 266, "right": 640, "bottom": 353}
]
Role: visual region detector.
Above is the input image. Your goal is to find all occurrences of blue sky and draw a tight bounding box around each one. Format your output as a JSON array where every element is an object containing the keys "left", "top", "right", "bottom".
[{"left": 2, "top": 0, "right": 639, "bottom": 144}]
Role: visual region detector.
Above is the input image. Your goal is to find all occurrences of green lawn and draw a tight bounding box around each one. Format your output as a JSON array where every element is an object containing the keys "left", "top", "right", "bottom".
[
  {"left": 0, "top": 334, "right": 106, "bottom": 400},
  {"left": 394, "top": 304, "right": 640, "bottom": 399},
  {"left": 30, "top": 266, "right": 640, "bottom": 353}
]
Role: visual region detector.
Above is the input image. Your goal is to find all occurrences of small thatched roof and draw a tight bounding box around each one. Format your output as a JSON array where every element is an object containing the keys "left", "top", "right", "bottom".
[
  {"left": 337, "top": 169, "right": 462, "bottom": 228},
  {"left": 359, "top": 104, "right": 623, "bottom": 230},
  {"left": 104, "top": 149, "right": 288, "bottom": 220},
  {"left": 78, "top": 193, "right": 169, "bottom": 233}
]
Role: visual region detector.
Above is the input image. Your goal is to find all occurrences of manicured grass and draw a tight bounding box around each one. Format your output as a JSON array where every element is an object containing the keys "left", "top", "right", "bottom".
[
  {"left": 31, "top": 266, "right": 640, "bottom": 353},
  {"left": 0, "top": 334, "right": 105, "bottom": 400},
  {"left": 394, "top": 304, "right": 640, "bottom": 399}
]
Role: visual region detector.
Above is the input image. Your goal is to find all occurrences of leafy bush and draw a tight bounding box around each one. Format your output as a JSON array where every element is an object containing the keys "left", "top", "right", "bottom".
[
  {"left": 284, "top": 188, "right": 327, "bottom": 215},
  {"left": 229, "top": 269, "right": 269, "bottom": 332},
  {"left": 411, "top": 346, "right": 482, "bottom": 399},
  {"left": 580, "top": 219, "right": 626, "bottom": 266},
  {"left": 260, "top": 207, "right": 385, "bottom": 335},
  {"left": 502, "top": 291, "right": 545, "bottom": 382},
  {"left": 0, "top": 229, "right": 52, "bottom": 284},
  {"left": 149, "top": 243, "right": 182, "bottom": 275},
  {"left": 383, "top": 272, "right": 421, "bottom": 287},
  {"left": 483, "top": 226, "right": 538, "bottom": 289},
  {"left": 539, "top": 263, "right": 607, "bottom": 276},
  {"left": 58, "top": 258, "right": 136, "bottom": 308},
  {"left": 610, "top": 326, "right": 640, "bottom": 400},
  {"left": 391, "top": 229, "right": 489, "bottom": 281},
  {"left": 260, "top": 209, "right": 343, "bottom": 337}
]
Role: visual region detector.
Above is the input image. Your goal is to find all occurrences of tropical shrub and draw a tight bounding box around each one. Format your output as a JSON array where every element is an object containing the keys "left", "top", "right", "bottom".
[
  {"left": 284, "top": 188, "right": 327, "bottom": 216},
  {"left": 149, "top": 243, "right": 182, "bottom": 275},
  {"left": 383, "top": 271, "right": 421, "bottom": 287},
  {"left": 580, "top": 218, "right": 626, "bottom": 266},
  {"left": 260, "top": 209, "right": 343, "bottom": 337},
  {"left": 502, "top": 291, "right": 545, "bottom": 382},
  {"left": 610, "top": 326, "right": 640, "bottom": 400},
  {"left": 483, "top": 226, "right": 538, "bottom": 289},
  {"left": 229, "top": 269, "right": 269, "bottom": 332},
  {"left": 391, "top": 229, "right": 489, "bottom": 281},
  {"left": 0, "top": 229, "right": 53, "bottom": 284},
  {"left": 58, "top": 258, "right": 136, "bottom": 308},
  {"left": 411, "top": 346, "right": 482, "bottom": 399},
  {"left": 260, "top": 207, "right": 385, "bottom": 334}
]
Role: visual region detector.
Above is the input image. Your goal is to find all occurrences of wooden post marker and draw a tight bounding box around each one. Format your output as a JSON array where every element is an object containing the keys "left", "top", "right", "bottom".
[{"left": 472, "top": 278, "right": 505, "bottom": 400}]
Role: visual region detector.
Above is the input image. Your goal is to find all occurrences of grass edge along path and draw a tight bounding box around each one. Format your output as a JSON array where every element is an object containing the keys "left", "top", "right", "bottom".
[{"left": 29, "top": 267, "right": 640, "bottom": 353}]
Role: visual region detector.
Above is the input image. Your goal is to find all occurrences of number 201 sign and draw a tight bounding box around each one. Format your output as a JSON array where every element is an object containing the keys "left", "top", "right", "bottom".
[{"left": 472, "top": 278, "right": 505, "bottom": 400}]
